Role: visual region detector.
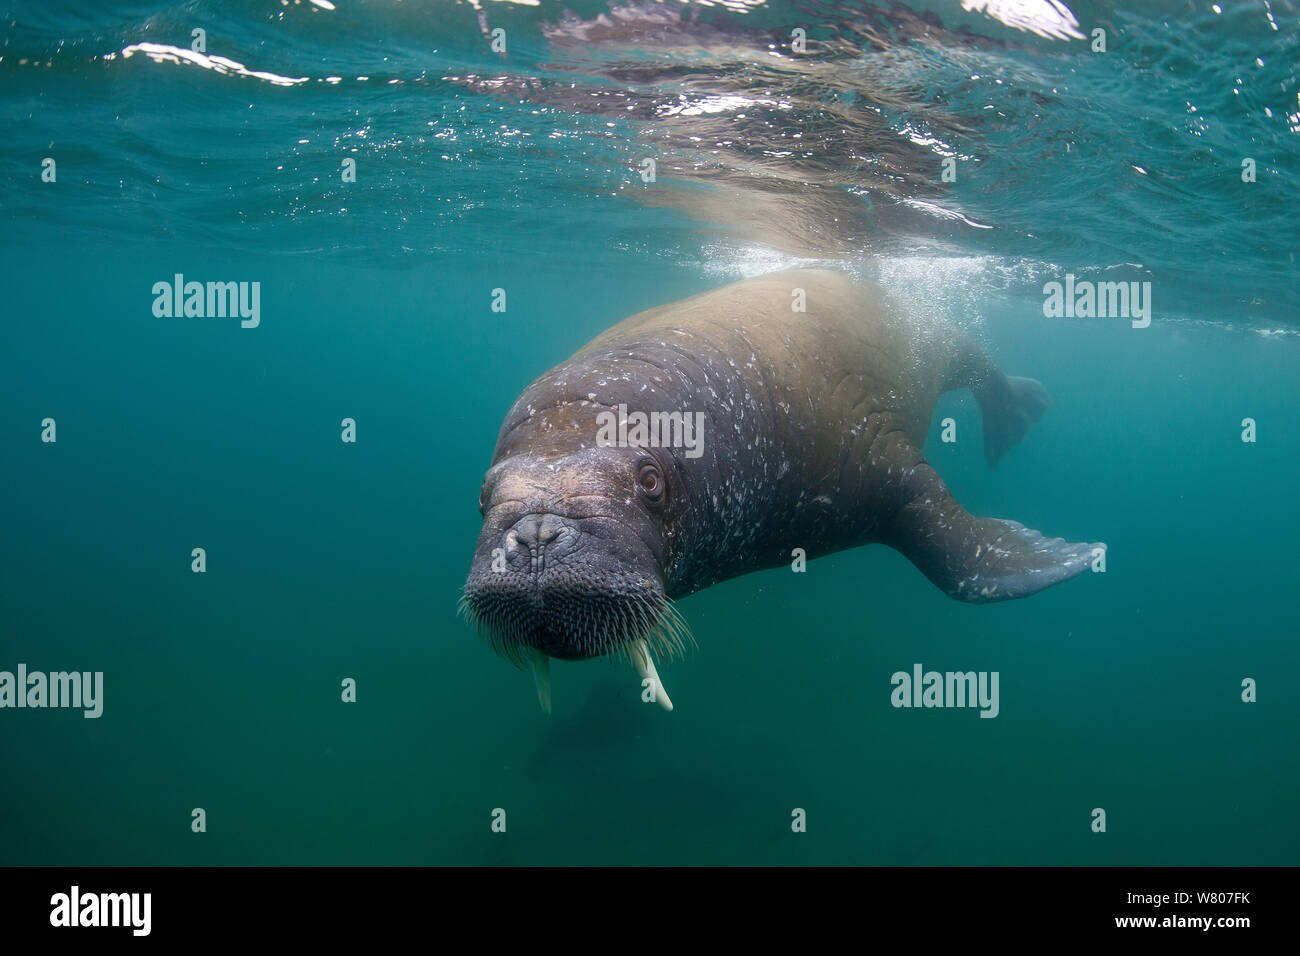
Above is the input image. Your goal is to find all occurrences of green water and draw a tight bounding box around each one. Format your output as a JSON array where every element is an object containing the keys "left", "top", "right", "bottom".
[
  {"left": 2, "top": 0, "right": 1297, "bottom": 865},
  {"left": 2, "top": 248, "right": 1295, "bottom": 865}
]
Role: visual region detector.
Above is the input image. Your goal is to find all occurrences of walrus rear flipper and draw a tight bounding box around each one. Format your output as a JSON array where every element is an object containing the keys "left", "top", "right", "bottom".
[
  {"left": 972, "top": 375, "right": 1050, "bottom": 469},
  {"left": 886, "top": 461, "right": 1104, "bottom": 603},
  {"left": 946, "top": 333, "right": 1051, "bottom": 468}
]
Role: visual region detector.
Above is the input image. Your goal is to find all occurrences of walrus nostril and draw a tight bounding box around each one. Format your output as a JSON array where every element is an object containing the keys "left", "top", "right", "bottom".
[{"left": 512, "top": 514, "right": 563, "bottom": 551}]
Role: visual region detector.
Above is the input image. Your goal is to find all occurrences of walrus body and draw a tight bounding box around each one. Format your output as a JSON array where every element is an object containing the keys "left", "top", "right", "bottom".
[{"left": 463, "top": 269, "right": 1102, "bottom": 710}]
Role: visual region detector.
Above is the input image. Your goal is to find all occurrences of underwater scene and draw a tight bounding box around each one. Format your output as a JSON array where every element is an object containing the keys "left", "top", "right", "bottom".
[{"left": 1, "top": 0, "right": 1297, "bottom": 867}]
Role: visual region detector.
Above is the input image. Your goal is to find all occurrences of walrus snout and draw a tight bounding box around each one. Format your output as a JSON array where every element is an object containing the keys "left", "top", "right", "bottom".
[
  {"left": 462, "top": 450, "right": 690, "bottom": 711},
  {"left": 500, "top": 513, "right": 580, "bottom": 573},
  {"left": 462, "top": 513, "right": 671, "bottom": 662},
  {"left": 462, "top": 517, "right": 689, "bottom": 713}
]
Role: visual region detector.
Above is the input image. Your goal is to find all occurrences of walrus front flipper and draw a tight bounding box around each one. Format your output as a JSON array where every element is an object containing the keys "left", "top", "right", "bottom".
[{"left": 885, "top": 461, "right": 1103, "bottom": 603}]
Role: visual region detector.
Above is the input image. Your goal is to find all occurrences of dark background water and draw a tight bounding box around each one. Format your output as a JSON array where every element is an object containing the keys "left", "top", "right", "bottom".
[{"left": 1, "top": 0, "right": 1297, "bottom": 865}]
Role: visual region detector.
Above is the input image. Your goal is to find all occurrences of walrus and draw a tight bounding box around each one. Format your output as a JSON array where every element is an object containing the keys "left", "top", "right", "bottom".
[{"left": 462, "top": 269, "right": 1103, "bottom": 712}]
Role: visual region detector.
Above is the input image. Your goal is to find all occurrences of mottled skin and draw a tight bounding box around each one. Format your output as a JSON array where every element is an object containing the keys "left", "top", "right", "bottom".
[{"left": 464, "top": 269, "right": 1101, "bottom": 664}]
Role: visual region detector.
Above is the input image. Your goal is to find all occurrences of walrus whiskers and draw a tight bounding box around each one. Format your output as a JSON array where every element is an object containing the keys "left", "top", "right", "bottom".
[{"left": 460, "top": 580, "right": 693, "bottom": 711}]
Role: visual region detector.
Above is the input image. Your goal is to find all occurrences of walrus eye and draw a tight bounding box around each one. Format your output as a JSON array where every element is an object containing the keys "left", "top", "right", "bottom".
[{"left": 637, "top": 464, "right": 664, "bottom": 501}]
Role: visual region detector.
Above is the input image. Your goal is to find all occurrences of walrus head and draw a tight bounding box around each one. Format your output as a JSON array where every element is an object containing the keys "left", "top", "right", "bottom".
[{"left": 461, "top": 443, "right": 691, "bottom": 713}]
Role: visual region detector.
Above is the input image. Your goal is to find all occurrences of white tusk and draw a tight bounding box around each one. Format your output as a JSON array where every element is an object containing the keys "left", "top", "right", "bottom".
[
  {"left": 630, "top": 639, "right": 673, "bottom": 712},
  {"left": 529, "top": 649, "right": 552, "bottom": 715}
]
